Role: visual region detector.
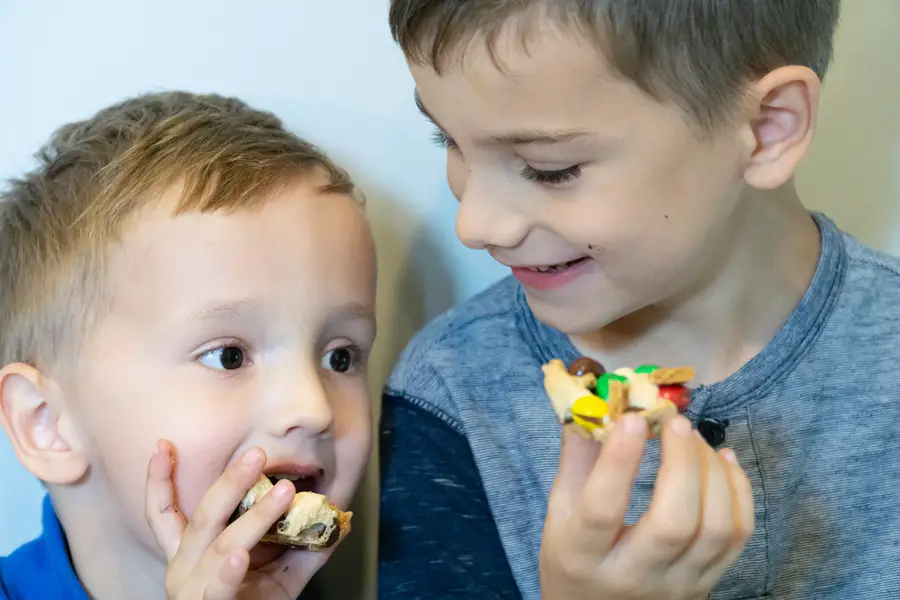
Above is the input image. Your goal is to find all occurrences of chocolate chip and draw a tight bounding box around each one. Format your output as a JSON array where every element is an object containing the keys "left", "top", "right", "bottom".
[
  {"left": 322, "top": 524, "right": 341, "bottom": 548},
  {"left": 567, "top": 357, "right": 606, "bottom": 377}
]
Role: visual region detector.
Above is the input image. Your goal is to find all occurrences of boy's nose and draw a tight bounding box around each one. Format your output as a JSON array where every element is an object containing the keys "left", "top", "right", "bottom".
[
  {"left": 267, "top": 372, "right": 334, "bottom": 438},
  {"left": 455, "top": 186, "right": 528, "bottom": 251}
]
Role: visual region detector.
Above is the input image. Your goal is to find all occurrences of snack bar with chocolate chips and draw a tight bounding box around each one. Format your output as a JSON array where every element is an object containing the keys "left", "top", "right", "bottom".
[
  {"left": 231, "top": 475, "right": 352, "bottom": 552},
  {"left": 542, "top": 357, "right": 694, "bottom": 443}
]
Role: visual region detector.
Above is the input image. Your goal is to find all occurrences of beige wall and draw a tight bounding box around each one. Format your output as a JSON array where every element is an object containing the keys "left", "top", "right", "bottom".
[{"left": 798, "top": 1, "right": 900, "bottom": 254}]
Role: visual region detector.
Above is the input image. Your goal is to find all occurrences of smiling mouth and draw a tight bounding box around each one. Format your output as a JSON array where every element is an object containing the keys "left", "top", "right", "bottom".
[{"left": 523, "top": 256, "right": 589, "bottom": 273}]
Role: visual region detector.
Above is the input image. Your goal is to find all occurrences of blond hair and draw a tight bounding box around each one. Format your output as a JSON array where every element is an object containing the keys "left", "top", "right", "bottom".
[{"left": 0, "top": 91, "right": 356, "bottom": 368}]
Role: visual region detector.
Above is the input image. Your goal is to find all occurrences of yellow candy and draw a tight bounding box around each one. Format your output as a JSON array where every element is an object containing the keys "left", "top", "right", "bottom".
[{"left": 571, "top": 395, "right": 609, "bottom": 430}]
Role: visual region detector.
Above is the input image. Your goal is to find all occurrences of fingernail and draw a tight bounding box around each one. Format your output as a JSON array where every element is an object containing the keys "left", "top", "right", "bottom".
[
  {"left": 154, "top": 440, "right": 167, "bottom": 459},
  {"left": 273, "top": 479, "right": 295, "bottom": 497},
  {"left": 671, "top": 416, "right": 692, "bottom": 436},
  {"left": 621, "top": 414, "right": 646, "bottom": 436},
  {"left": 721, "top": 449, "right": 738, "bottom": 465},
  {"left": 240, "top": 447, "right": 262, "bottom": 466}
]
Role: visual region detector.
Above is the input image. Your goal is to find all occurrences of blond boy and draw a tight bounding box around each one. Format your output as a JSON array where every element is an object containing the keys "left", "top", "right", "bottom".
[{"left": 0, "top": 91, "right": 376, "bottom": 599}]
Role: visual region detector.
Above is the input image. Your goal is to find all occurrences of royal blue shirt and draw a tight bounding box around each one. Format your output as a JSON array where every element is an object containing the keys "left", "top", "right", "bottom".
[{"left": 0, "top": 494, "right": 89, "bottom": 600}]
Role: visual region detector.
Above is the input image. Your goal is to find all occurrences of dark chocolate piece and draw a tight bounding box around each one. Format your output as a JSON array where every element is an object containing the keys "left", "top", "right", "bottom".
[{"left": 567, "top": 357, "right": 606, "bottom": 378}]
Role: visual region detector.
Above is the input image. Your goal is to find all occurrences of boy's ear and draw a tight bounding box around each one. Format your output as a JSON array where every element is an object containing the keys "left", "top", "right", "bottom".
[
  {"left": 741, "top": 65, "right": 822, "bottom": 190},
  {"left": 0, "top": 363, "right": 89, "bottom": 485}
]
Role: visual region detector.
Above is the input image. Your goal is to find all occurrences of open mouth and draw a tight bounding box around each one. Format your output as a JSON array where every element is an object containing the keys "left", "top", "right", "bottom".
[
  {"left": 264, "top": 469, "right": 324, "bottom": 494},
  {"left": 524, "top": 256, "right": 589, "bottom": 274}
]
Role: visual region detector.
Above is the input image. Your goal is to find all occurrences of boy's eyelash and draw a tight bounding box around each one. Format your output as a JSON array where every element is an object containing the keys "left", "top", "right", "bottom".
[
  {"left": 431, "top": 129, "right": 455, "bottom": 149},
  {"left": 521, "top": 164, "right": 582, "bottom": 185},
  {"left": 430, "top": 127, "right": 581, "bottom": 185}
]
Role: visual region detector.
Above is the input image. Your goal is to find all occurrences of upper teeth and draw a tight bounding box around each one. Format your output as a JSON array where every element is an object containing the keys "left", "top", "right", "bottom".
[
  {"left": 529, "top": 265, "right": 559, "bottom": 273},
  {"left": 272, "top": 474, "right": 306, "bottom": 481}
]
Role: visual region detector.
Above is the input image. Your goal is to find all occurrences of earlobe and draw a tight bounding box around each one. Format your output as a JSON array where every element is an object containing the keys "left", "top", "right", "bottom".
[
  {"left": 0, "top": 363, "right": 88, "bottom": 485},
  {"left": 742, "top": 66, "right": 821, "bottom": 190}
]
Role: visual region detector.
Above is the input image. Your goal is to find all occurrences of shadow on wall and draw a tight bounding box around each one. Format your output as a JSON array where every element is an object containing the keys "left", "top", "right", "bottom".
[
  {"left": 303, "top": 186, "right": 457, "bottom": 600},
  {"left": 798, "top": 1, "right": 900, "bottom": 253}
]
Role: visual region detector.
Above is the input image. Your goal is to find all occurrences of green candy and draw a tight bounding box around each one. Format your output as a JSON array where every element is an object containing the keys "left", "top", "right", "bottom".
[
  {"left": 595, "top": 372, "right": 628, "bottom": 399},
  {"left": 635, "top": 364, "right": 660, "bottom": 374}
]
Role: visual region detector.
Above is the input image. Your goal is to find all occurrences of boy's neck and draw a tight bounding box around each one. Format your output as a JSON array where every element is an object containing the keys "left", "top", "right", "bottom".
[
  {"left": 570, "top": 183, "right": 821, "bottom": 385},
  {"left": 54, "top": 490, "right": 166, "bottom": 600}
]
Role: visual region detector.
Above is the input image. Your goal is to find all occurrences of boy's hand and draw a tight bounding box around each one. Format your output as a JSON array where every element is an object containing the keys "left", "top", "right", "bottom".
[
  {"left": 540, "top": 415, "right": 754, "bottom": 600},
  {"left": 145, "top": 441, "right": 336, "bottom": 600}
]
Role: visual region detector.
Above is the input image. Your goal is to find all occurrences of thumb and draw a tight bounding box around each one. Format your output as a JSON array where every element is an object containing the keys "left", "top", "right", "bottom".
[{"left": 548, "top": 426, "right": 602, "bottom": 519}]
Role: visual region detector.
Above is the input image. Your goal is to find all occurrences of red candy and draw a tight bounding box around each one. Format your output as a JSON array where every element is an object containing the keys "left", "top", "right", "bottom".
[{"left": 658, "top": 384, "right": 691, "bottom": 412}]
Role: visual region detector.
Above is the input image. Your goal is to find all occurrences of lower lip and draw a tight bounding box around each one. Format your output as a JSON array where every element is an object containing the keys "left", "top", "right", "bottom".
[{"left": 510, "top": 258, "right": 590, "bottom": 291}]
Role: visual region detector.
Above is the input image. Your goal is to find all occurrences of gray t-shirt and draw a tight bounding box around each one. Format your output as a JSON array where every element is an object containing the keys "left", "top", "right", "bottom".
[{"left": 379, "top": 213, "right": 900, "bottom": 599}]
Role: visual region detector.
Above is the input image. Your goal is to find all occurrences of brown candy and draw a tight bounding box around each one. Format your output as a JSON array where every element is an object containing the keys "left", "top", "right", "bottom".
[{"left": 567, "top": 357, "right": 606, "bottom": 378}]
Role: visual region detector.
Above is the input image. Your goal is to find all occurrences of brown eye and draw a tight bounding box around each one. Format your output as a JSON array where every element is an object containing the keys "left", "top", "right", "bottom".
[
  {"left": 199, "top": 345, "right": 245, "bottom": 371},
  {"left": 322, "top": 347, "right": 354, "bottom": 373}
]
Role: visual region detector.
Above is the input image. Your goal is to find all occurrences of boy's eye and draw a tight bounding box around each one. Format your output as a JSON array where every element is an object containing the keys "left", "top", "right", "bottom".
[
  {"left": 429, "top": 126, "right": 579, "bottom": 185},
  {"left": 521, "top": 164, "right": 582, "bottom": 185},
  {"left": 322, "top": 347, "right": 357, "bottom": 373},
  {"left": 199, "top": 345, "right": 246, "bottom": 371}
]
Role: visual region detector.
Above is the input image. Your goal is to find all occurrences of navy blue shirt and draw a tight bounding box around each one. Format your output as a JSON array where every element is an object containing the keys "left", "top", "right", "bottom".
[{"left": 0, "top": 495, "right": 89, "bottom": 600}]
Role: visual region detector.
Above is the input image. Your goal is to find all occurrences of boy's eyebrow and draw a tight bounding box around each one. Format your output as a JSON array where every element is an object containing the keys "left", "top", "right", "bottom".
[
  {"left": 328, "top": 302, "right": 376, "bottom": 326},
  {"left": 189, "top": 300, "right": 375, "bottom": 332},
  {"left": 414, "top": 89, "right": 593, "bottom": 146},
  {"left": 191, "top": 300, "right": 255, "bottom": 322}
]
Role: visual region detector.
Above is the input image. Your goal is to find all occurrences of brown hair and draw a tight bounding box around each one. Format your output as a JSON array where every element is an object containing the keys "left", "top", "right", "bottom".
[
  {"left": 389, "top": 0, "right": 842, "bottom": 129},
  {"left": 0, "top": 91, "right": 356, "bottom": 368}
]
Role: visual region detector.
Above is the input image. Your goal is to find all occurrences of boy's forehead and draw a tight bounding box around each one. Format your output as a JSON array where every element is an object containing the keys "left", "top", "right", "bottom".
[
  {"left": 103, "top": 180, "right": 374, "bottom": 320},
  {"left": 409, "top": 29, "right": 665, "bottom": 143}
]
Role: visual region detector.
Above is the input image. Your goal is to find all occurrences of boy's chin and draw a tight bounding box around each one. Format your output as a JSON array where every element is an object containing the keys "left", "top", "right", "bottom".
[
  {"left": 248, "top": 542, "right": 288, "bottom": 570},
  {"left": 526, "top": 296, "right": 616, "bottom": 336}
]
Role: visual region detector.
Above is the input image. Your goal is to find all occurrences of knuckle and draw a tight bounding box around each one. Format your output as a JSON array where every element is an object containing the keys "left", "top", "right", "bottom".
[
  {"left": 604, "top": 574, "right": 636, "bottom": 597},
  {"left": 578, "top": 502, "right": 619, "bottom": 532},
  {"left": 212, "top": 534, "right": 233, "bottom": 558},
  {"left": 737, "top": 519, "right": 755, "bottom": 544},
  {"left": 187, "top": 507, "right": 209, "bottom": 532},
  {"left": 703, "top": 522, "right": 734, "bottom": 546},
  {"left": 556, "top": 556, "right": 592, "bottom": 585},
  {"left": 542, "top": 542, "right": 587, "bottom": 584},
  {"left": 652, "top": 521, "right": 696, "bottom": 550}
]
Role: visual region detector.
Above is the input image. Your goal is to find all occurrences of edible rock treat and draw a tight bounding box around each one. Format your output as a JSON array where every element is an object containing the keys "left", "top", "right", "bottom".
[
  {"left": 230, "top": 475, "right": 352, "bottom": 552},
  {"left": 542, "top": 357, "right": 694, "bottom": 443}
]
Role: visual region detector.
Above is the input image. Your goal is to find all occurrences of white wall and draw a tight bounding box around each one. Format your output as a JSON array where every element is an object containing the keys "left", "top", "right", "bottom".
[{"left": 0, "top": 2, "right": 897, "bottom": 599}]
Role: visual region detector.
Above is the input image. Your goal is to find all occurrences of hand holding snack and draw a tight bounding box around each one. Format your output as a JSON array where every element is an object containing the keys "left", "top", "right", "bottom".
[
  {"left": 539, "top": 358, "right": 754, "bottom": 600},
  {"left": 144, "top": 441, "right": 350, "bottom": 600}
]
